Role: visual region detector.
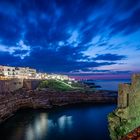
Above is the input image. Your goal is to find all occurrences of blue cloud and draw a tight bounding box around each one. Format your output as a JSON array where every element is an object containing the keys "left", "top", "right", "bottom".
[
  {"left": 95, "top": 53, "right": 126, "bottom": 61},
  {"left": 0, "top": 0, "right": 139, "bottom": 73}
]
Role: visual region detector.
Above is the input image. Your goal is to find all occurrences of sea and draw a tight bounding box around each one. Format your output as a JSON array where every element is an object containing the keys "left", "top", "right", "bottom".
[{"left": 84, "top": 79, "right": 131, "bottom": 91}]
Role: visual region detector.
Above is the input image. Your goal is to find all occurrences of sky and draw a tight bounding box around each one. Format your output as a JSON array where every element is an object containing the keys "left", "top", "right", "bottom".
[{"left": 0, "top": 0, "right": 140, "bottom": 78}]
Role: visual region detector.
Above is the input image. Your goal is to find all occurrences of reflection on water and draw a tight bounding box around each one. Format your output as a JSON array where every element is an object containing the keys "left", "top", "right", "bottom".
[
  {"left": 0, "top": 104, "right": 116, "bottom": 140},
  {"left": 58, "top": 115, "right": 73, "bottom": 132},
  {"left": 26, "top": 113, "right": 48, "bottom": 140}
]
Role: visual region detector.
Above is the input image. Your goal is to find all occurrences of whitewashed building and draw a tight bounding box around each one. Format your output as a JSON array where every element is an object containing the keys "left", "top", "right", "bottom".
[{"left": 0, "top": 65, "right": 36, "bottom": 79}]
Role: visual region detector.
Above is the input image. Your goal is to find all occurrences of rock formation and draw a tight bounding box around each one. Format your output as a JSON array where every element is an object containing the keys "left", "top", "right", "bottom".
[
  {"left": 0, "top": 78, "right": 41, "bottom": 93},
  {"left": 0, "top": 88, "right": 116, "bottom": 124},
  {"left": 108, "top": 74, "right": 140, "bottom": 140}
]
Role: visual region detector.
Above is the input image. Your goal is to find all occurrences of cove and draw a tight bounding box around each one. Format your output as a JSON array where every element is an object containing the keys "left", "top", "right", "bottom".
[{"left": 0, "top": 104, "right": 116, "bottom": 140}]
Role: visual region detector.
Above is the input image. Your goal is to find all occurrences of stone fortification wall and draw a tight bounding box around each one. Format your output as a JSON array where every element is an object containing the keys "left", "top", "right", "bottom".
[{"left": 108, "top": 74, "right": 140, "bottom": 140}]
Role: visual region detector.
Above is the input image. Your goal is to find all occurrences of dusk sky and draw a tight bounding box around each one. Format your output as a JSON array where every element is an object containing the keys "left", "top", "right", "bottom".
[{"left": 0, "top": 0, "right": 140, "bottom": 76}]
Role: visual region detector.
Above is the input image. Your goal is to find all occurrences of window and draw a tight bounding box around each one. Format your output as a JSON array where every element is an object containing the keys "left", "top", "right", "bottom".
[{"left": 15, "top": 67, "right": 19, "bottom": 70}]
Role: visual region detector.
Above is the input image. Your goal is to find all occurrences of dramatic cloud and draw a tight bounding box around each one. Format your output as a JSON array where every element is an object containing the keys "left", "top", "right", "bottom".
[
  {"left": 95, "top": 53, "right": 126, "bottom": 61},
  {"left": 0, "top": 0, "right": 140, "bottom": 74}
]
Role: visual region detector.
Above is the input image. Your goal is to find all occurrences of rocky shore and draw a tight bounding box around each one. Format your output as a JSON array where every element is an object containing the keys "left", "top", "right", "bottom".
[{"left": 0, "top": 88, "right": 117, "bottom": 123}]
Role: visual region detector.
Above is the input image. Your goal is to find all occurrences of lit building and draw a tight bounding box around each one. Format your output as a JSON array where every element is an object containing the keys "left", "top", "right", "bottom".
[
  {"left": 26, "top": 68, "right": 37, "bottom": 78},
  {"left": 0, "top": 65, "right": 36, "bottom": 79},
  {"left": 46, "top": 74, "right": 71, "bottom": 81},
  {"left": 0, "top": 65, "right": 75, "bottom": 81},
  {"left": 36, "top": 73, "right": 47, "bottom": 79},
  {"left": 0, "top": 66, "right": 16, "bottom": 77}
]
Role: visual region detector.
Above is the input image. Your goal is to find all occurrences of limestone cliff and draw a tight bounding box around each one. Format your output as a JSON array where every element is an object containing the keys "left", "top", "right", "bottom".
[
  {"left": 0, "top": 89, "right": 116, "bottom": 123},
  {"left": 108, "top": 74, "right": 140, "bottom": 140}
]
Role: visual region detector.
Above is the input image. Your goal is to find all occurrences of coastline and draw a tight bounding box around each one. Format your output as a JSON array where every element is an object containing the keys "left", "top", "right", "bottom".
[{"left": 0, "top": 88, "right": 117, "bottom": 124}]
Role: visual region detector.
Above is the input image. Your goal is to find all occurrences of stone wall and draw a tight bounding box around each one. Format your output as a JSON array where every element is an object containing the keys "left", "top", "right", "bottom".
[
  {"left": 108, "top": 74, "right": 140, "bottom": 140},
  {"left": 23, "top": 79, "right": 41, "bottom": 90},
  {"left": 118, "top": 83, "right": 130, "bottom": 108},
  {"left": 0, "top": 79, "right": 23, "bottom": 93},
  {"left": 0, "top": 79, "right": 42, "bottom": 93}
]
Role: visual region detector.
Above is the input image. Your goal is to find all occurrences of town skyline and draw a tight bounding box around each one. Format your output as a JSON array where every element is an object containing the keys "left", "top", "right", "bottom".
[{"left": 0, "top": 64, "right": 73, "bottom": 81}]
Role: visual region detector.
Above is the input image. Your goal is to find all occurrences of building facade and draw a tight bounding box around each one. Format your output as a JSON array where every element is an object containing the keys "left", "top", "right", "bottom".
[
  {"left": 0, "top": 65, "right": 74, "bottom": 81},
  {"left": 0, "top": 65, "right": 36, "bottom": 79}
]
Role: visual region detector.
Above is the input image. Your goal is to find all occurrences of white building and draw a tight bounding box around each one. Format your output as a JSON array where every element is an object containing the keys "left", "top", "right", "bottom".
[
  {"left": 46, "top": 74, "right": 71, "bottom": 81},
  {"left": 0, "top": 65, "right": 36, "bottom": 79},
  {"left": 0, "top": 65, "right": 75, "bottom": 81},
  {"left": 36, "top": 73, "right": 47, "bottom": 79}
]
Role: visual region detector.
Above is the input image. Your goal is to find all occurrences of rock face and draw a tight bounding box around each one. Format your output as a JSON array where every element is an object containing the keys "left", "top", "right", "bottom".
[
  {"left": 0, "top": 89, "right": 117, "bottom": 123},
  {"left": 0, "top": 79, "right": 42, "bottom": 93},
  {"left": 23, "top": 79, "right": 42, "bottom": 90},
  {"left": 108, "top": 74, "right": 140, "bottom": 140},
  {"left": 0, "top": 79, "right": 23, "bottom": 93}
]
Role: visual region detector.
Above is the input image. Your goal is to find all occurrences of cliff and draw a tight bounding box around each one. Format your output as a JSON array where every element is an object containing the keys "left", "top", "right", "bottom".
[
  {"left": 0, "top": 89, "right": 117, "bottom": 123},
  {"left": 0, "top": 78, "right": 42, "bottom": 93},
  {"left": 108, "top": 74, "right": 140, "bottom": 140}
]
